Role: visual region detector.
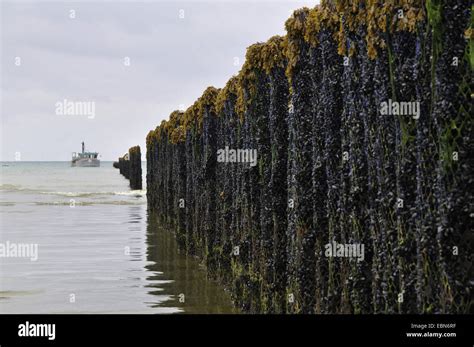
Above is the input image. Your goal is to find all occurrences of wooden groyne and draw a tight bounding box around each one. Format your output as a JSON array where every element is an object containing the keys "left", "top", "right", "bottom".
[
  {"left": 128, "top": 146, "right": 143, "bottom": 190},
  {"left": 114, "top": 146, "right": 142, "bottom": 190},
  {"left": 146, "top": 0, "right": 472, "bottom": 313}
]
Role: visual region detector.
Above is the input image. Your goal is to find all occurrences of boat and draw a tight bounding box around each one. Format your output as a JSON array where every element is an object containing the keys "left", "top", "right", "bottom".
[{"left": 71, "top": 142, "right": 100, "bottom": 167}]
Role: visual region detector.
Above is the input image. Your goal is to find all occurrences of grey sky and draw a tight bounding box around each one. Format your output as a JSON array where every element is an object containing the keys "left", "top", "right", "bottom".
[{"left": 0, "top": 0, "right": 316, "bottom": 161}]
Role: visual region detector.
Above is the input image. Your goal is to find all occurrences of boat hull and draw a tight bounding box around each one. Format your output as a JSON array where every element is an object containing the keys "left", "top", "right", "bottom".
[{"left": 71, "top": 158, "right": 100, "bottom": 167}]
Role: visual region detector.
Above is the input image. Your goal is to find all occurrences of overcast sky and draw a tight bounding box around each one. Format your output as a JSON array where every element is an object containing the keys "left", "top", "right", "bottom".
[{"left": 0, "top": 0, "right": 316, "bottom": 161}]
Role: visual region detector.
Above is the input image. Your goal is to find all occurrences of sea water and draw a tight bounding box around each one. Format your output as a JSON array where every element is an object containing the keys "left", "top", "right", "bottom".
[{"left": 0, "top": 161, "right": 235, "bottom": 313}]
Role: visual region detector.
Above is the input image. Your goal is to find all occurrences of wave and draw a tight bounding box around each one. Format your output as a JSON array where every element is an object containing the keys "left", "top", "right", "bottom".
[
  {"left": 0, "top": 202, "right": 16, "bottom": 206},
  {"left": 34, "top": 200, "right": 145, "bottom": 206},
  {"left": 0, "top": 184, "right": 146, "bottom": 197},
  {"left": 0, "top": 184, "right": 27, "bottom": 191},
  {"left": 41, "top": 190, "right": 146, "bottom": 198}
]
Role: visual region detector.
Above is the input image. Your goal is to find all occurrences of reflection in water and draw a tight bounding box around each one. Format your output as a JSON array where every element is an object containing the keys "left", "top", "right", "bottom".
[
  {"left": 128, "top": 205, "right": 145, "bottom": 263},
  {"left": 144, "top": 212, "right": 237, "bottom": 314}
]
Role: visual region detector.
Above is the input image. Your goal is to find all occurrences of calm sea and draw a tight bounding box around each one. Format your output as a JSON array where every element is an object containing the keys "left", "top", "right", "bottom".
[{"left": 0, "top": 161, "right": 235, "bottom": 313}]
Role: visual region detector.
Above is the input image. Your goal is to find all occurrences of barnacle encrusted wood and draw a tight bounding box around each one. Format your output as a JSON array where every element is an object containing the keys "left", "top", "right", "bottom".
[
  {"left": 146, "top": 0, "right": 472, "bottom": 313},
  {"left": 116, "top": 146, "right": 142, "bottom": 190},
  {"left": 128, "top": 146, "right": 142, "bottom": 190}
]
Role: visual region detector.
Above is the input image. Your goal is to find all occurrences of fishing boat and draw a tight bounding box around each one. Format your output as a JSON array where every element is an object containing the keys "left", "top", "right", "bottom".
[{"left": 71, "top": 142, "right": 100, "bottom": 167}]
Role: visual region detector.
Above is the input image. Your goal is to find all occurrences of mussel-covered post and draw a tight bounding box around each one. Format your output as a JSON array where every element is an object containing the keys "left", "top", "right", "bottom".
[
  {"left": 118, "top": 154, "right": 130, "bottom": 179},
  {"left": 128, "top": 146, "right": 142, "bottom": 190},
  {"left": 143, "top": 0, "right": 472, "bottom": 314},
  {"left": 286, "top": 8, "right": 317, "bottom": 313}
]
